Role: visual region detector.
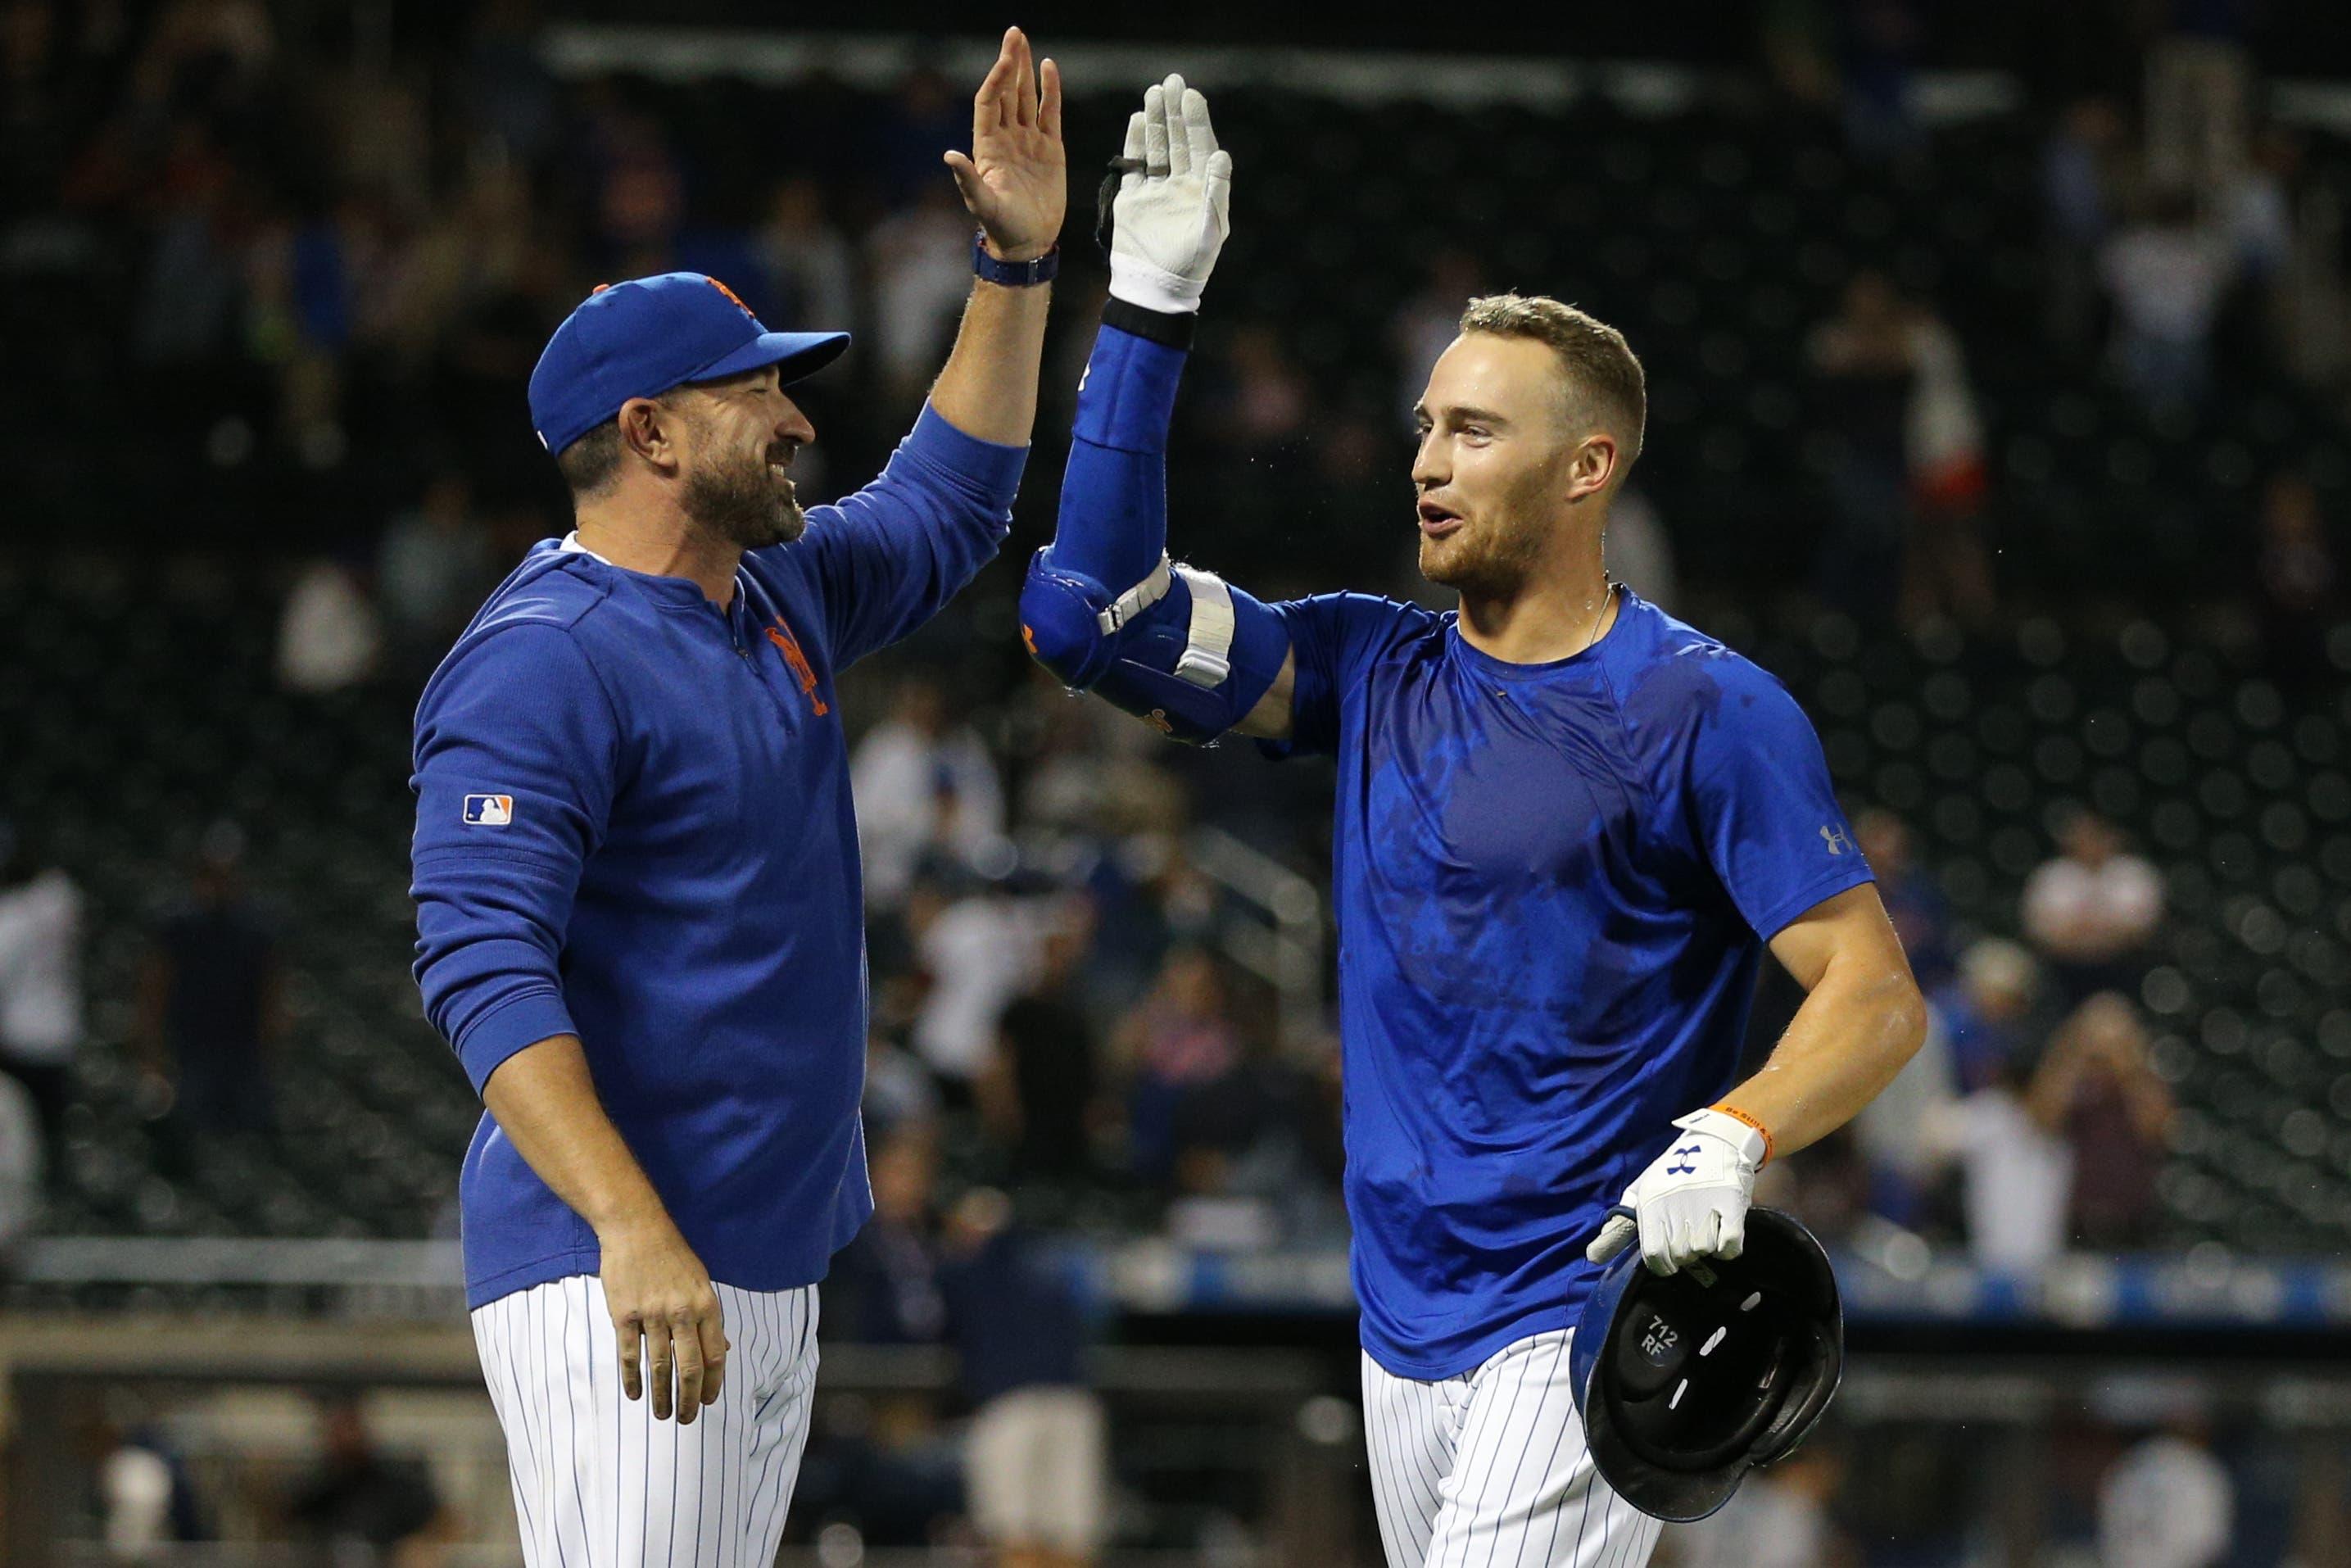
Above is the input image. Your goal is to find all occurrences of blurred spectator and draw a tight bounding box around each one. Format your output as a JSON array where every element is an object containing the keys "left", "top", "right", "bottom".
[
  {"left": 135, "top": 823, "right": 283, "bottom": 1152},
  {"left": 460, "top": 0, "right": 560, "bottom": 162},
  {"left": 1900, "top": 298, "right": 1995, "bottom": 627},
  {"left": 2224, "top": 127, "right": 2297, "bottom": 288},
  {"left": 2043, "top": 97, "right": 2127, "bottom": 354},
  {"left": 276, "top": 558, "right": 383, "bottom": 693},
  {"left": 129, "top": 125, "right": 246, "bottom": 369},
  {"left": 1114, "top": 945, "right": 1243, "bottom": 1188},
  {"left": 376, "top": 473, "right": 495, "bottom": 676},
  {"left": 2021, "top": 808, "right": 2163, "bottom": 1004},
  {"left": 1164, "top": 1029, "right": 1331, "bottom": 1250},
  {"left": 2031, "top": 994, "right": 2175, "bottom": 1250},
  {"left": 283, "top": 1393, "right": 456, "bottom": 1566},
  {"left": 939, "top": 1186, "right": 1108, "bottom": 1568},
  {"left": 871, "top": 66, "right": 966, "bottom": 204},
  {"left": 1760, "top": 0, "right": 1837, "bottom": 112},
  {"left": 1928, "top": 937, "right": 2041, "bottom": 1095},
  {"left": 867, "top": 184, "right": 976, "bottom": 410},
  {"left": 1392, "top": 248, "right": 1484, "bottom": 424},
  {"left": 853, "top": 674, "right": 1008, "bottom": 913},
  {"left": 1086, "top": 832, "right": 1225, "bottom": 1020},
  {"left": 1756, "top": 1123, "right": 1873, "bottom": 1258},
  {"left": 2252, "top": 469, "right": 2339, "bottom": 684},
  {"left": 1605, "top": 486, "right": 1679, "bottom": 614},
  {"left": 1851, "top": 1012, "right": 1956, "bottom": 1231},
  {"left": 756, "top": 175, "right": 857, "bottom": 331},
  {"left": 1209, "top": 324, "right": 1311, "bottom": 457},
  {"left": 0, "top": 1069, "right": 39, "bottom": 1261},
  {"left": 864, "top": 1027, "right": 942, "bottom": 1146},
  {"left": 1807, "top": 270, "right": 1916, "bottom": 619},
  {"left": 1839, "top": 0, "right": 1923, "bottom": 164},
  {"left": 1927, "top": 1048, "right": 2072, "bottom": 1271},
  {"left": 800, "top": 1123, "right": 965, "bottom": 1545},
  {"left": 1855, "top": 809, "right": 1950, "bottom": 989},
  {"left": 1307, "top": 403, "right": 1397, "bottom": 565},
  {"left": 980, "top": 899, "right": 1104, "bottom": 1190},
  {"left": 827, "top": 1127, "right": 945, "bottom": 1345},
  {"left": 2100, "top": 186, "right": 2235, "bottom": 417},
  {"left": 2099, "top": 1421, "right": 2234, "bottom": 1568},
  {"left": 2142, "top": 0, "right": 2253, "bottom": 194},
  {"left": 587, "top": 105, "right": 686, "bottom": 274},
  {"left": 1671, "top": 1443, "right": 1849, "bottom": 1568},
  {"left": 92, "top": 1406, "right": 211, "bottom": 1559},
  {"left": 1020, "top": 700, "right": 1188, "bottom": 845},
  {"left": 0, "top": 820, "right": 84, "bottom": 1157},
  {"left": 905, "top": 873, "right": 1039, "bottom": 1093}
]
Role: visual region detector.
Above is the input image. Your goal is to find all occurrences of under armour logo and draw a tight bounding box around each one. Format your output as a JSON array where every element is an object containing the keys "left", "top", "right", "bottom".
[
  {"left": 1819, "top": 824, "right": 1851, "bottom": 856},
  {"left": 1665, "top": 1141, "right": 1702, "bottom": 1176}
]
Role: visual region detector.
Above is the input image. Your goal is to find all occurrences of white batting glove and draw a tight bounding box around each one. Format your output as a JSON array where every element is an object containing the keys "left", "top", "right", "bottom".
[
  {"left": 1587, "top": 1108, "right": 1770, "bottom": 1276},
  {"left": 1108, "top": 74, "right": 1233, "bottom": 315}
]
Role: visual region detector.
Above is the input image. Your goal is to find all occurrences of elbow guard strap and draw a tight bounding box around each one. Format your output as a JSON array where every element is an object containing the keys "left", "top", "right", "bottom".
[{"left": 1021, "top": 546, "right": 1284, "bottom": 743}]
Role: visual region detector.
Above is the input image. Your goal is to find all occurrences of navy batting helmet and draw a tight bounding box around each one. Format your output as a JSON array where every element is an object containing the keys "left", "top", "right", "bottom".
[{"left": 1568, "top": 1205, "right": 1843, "bottom": 1522}]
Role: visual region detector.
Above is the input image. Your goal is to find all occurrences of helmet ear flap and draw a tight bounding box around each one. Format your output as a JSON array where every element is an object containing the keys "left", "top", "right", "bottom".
[{"left": 1748, "top": 1316, "right": 1844, "bottom": 1466}]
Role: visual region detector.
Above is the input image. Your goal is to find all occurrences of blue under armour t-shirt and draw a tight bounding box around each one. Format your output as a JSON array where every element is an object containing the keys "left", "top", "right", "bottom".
[{"left": 1263, "top": 587, "right": 1874, "bottom": 1379}]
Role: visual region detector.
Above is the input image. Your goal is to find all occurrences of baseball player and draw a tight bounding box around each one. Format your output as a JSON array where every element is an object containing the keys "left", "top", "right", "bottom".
[
  {"left": 1021, "top": 80, "right": 1929, "bottom": 1566},
  {"left": 408, "top": 29, "right": 1064, "bottom": 1564}
]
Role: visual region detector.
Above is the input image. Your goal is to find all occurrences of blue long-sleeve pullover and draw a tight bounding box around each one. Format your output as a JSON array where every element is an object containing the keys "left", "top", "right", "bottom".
[{"left": 411, "top": 406, "right": 1026, "bottom": 1309}]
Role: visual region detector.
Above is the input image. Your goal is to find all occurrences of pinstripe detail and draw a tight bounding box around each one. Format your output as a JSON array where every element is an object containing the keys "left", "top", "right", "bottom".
[
  {"left": 505, "top": 1295, "right": 550, "bottom": 1561},
  {"left": 1363, "top": 1330, "right": 1659, "bottom": 1568},
  {"left": 475, "top": 1303, "right": 542, "bottom": 1563},
  {"left": 473, "top": 1276, "right": 819, "bottom": 1566}
]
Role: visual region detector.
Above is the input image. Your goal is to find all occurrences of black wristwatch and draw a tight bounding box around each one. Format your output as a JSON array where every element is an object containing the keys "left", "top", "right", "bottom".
[{"left": 972, "top": 230, "right": 1060, "bottom": 287}]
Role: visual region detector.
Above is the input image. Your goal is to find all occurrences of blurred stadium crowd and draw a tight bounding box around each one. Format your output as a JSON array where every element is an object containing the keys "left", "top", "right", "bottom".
[{"left": 4, "top": 0, "right": 2351, "bottom": 1561}]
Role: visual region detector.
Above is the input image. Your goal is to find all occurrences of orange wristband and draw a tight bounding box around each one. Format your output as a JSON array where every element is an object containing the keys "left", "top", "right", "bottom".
[{"left": 1709, "top": 1101, "right": 1774, "bottom": 1166}]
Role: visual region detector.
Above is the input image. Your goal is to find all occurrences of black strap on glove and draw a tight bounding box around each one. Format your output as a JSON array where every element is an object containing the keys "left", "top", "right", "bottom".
[{"left": 1096, "top": 156, "right": 1146, "bottom": 260}]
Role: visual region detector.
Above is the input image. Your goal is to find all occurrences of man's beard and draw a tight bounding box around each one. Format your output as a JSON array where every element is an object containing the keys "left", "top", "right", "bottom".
[
  {"left": 1418, "top": 509, "right": 1543, "bottom": 602},
  {"left": 682, "top": 446, "right": 805, "bottom": 550}
]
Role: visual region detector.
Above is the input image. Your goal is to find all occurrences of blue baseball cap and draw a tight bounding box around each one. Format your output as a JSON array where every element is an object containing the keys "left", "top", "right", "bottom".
[{"left": 527, "top": 271, "right": 850, "bottom": 456}]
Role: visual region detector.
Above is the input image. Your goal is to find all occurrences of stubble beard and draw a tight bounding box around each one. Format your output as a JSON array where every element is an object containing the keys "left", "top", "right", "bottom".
[
  {"left": 682, "top": 445, "right": 806, "bottom": 551},
  {"left": 1418, "top": 509, "right": 1542, "bottom": 603}
]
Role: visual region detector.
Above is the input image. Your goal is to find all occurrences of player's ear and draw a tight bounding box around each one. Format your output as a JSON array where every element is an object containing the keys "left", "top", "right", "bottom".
[
  {"left": 1565, "top": 431, "right": 1618, "bottom": 502},
  {"left": 615, "top": 395, "right": 685, "bottom": 474}
]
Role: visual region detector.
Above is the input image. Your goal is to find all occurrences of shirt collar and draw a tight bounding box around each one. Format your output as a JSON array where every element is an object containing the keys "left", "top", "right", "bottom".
[{"left": 559, "top": 530, "right": 613, "bottom": 564}]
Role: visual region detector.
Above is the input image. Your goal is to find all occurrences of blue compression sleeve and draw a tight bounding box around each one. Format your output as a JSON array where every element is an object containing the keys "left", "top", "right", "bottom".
[
  {"left": 1027, "top": 300, "right": 1288, "bottom": 743},
  {"left": 1054, "top": 306, "right": 1190, "bottom": 588}
]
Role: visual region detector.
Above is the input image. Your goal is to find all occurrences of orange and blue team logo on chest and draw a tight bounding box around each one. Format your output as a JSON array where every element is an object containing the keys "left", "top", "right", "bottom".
[{"left": 766, "top": 617, "right": 829, "bottom": 715}]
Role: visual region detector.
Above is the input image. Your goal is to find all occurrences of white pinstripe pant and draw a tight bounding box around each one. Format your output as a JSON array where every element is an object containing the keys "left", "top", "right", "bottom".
[
  {"left": 1361, "top": 1329, "right": 1662, "bottom": 1568},
  {"left": 472, "top": 1274, "right": 820, "bottom": 1568}
]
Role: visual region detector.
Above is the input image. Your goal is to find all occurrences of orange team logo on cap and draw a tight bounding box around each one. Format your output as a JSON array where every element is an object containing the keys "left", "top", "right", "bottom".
[
  {"left": 705, "top": 275, "right": 754, "bottom": 319},
  {"left": 766, "top": 619, "right": 829, "bottom": 716}
]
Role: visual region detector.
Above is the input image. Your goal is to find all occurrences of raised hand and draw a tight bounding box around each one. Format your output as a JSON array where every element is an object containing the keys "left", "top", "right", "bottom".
[
  {"left": 944, "top": 26, "right": 1067, "bottom": 264},
  {"left": 1108, "top": 74, "right": 1234, "bottom": 315}
]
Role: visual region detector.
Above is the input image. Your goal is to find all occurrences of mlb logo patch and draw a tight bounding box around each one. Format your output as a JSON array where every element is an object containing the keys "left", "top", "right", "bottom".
[{"left": 463, "top": 794, "right": 514, "bottom": 827}]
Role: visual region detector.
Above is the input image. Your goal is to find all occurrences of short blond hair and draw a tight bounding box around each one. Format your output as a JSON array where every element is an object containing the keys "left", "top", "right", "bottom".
[{"left": 1458, "top": 293, "right": 1647, "bottom": 470}]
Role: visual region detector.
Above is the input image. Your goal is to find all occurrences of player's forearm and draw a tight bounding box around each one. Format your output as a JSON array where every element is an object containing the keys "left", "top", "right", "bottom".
[
  {"left": 1724, "top": 956, "right": 1925, "bottom": 1161},
  {"left": 481, "top": 1033, "right": 675, "bottom": 1238},
  {"left": 1052, "top": 304, "right": 1192, "bottom": 587},
  {"left": 928, "top": 277, "right": 1053, "bottom": 446},
  {"left": 1232, "top": 648, "right": 1297, "bottom": 741}
]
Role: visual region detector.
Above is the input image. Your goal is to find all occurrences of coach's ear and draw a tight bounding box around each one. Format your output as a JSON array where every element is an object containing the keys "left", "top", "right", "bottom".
[{"left": 614, "top": 394, "right": 686, "bottom": 476}]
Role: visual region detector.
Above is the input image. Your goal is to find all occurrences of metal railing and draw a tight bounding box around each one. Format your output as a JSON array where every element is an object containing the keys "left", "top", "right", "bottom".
[{"left": 1187, "top": 825, "right": 1326, "bottom": 1052}]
